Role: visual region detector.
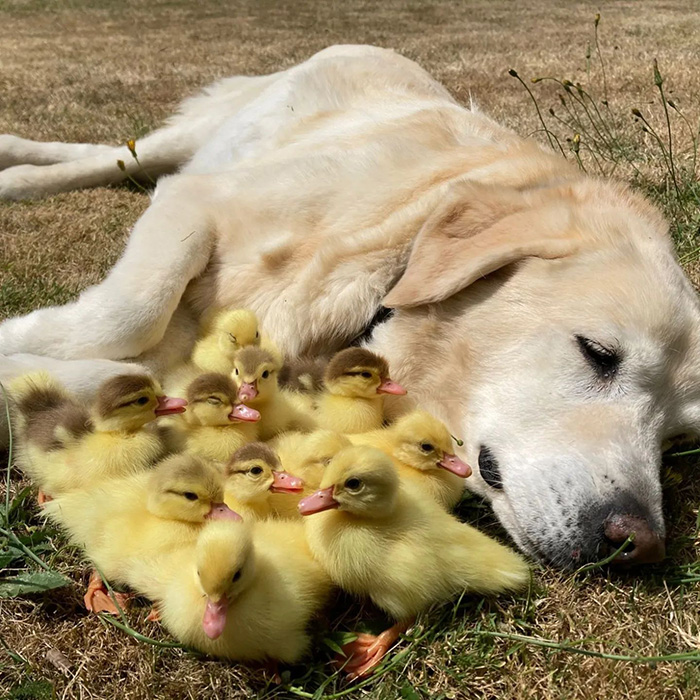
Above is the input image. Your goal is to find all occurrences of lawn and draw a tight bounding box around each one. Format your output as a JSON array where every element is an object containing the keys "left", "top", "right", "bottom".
[{"left": 1, "top": 1, "right": 700, "bottom": 698}]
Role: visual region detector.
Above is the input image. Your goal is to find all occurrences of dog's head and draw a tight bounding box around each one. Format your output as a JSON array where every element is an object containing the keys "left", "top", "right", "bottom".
[{"left": 376, "top": 178, "right": 700, "bottom": 568}]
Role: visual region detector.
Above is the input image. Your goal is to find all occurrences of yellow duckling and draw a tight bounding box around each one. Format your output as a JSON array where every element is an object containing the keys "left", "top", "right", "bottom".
[
  {"left": 43, "top": 454, "right": 239, "bottom": 614},
  {"left": 134, "top": 518, "right": 332, "bottom": 664},
  {"left": 9, "top": 371, "right": 187, "bottom": 502},
  {"left": 223, "top": 442, "right": 304, "bottom": 521},
  {"left": 299, "top": 445, "right": 528, "bottom": 678},
  {"left": 314, "top": 348, "right": 407, "bottom": 434},
  {"left": 170, "top": 373, "right": 260, "bottom": 463},
  {"left": 233, "top": 347, "right": 316, "bottom": 440},
  {"left": 278, "top": 356, "right": 328, "bottom": 394},
  {"left": 192, "top": 308, "right": 260, "bottom": 374},
  {"left": 270, "top": 430, "right": 351, "bottom": 518},
  {"left": 349, "top": 410, "right": 471, "bottom": 510}
]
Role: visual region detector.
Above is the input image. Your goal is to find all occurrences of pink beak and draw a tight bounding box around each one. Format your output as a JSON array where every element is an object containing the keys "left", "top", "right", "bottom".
[
  {"left": 270, "top": 470, "right": 304, "bottom": 494},
  {"left": 237, "top": 382, "right": 258, "bottom": 402},
  {"left": 203, "top": 595, "right": 228, "bottom": 639},
  {"left": 438, "top": 453, "right": 472, "bottom": 478},
  {"left": 228, "top": 403, "right": 261, "bottom": 423},
  {"left": 376, "top": 378, "right": 407, "bottom": 396},
  {"left": 154, "top": 395, "right": 188, "bottom": 416},
  {"left": 298, "top": 486, "right": 338, "bottom": 515},
  {"left": 205, "top": 502, "right": 243, "bottom": 521}
]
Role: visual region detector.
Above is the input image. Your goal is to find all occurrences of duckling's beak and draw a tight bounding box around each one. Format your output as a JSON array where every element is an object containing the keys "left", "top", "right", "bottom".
[
  {"left": 270, "top": 470, "right": 304, "bottom": 494},
  {"left": 228, "top": 403, "right": 261, "bottom": 422},
  {"left": 438, "top": 453, "right": 472, "bottom": 478},
  {"left": 203, "top": 594, "right": 228, "bottom": 639},
  {"left": 205, "top": 502, "right": 243, "bottom": 521},
  {"left": 154, "top": 396, "right": 188, "bottom": 416},
  {"left": 237, "top": 382, "right": 258, "bottom": 401},
  {"left": 376, "top": 378, "right": 407, "bottom": 395},
  {"left": 298, "top": 486, "right": 338, "bottom": 515}
]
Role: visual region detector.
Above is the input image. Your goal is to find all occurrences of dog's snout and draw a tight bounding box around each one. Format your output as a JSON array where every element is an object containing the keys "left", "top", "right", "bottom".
[
  {"left": 478, "top": 446, "right": 503, "bottom": 490},
  {"left": 604, "top": 513, "right": 665, "bottom": 566}
]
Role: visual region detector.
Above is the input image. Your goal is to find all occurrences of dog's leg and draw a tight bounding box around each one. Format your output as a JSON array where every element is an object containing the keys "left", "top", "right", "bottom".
[
  {"left": 0, "top": 174, "right": 215, "bottom": 360},
  {"left": 0, "top": 135, "right": 119, "bottom": 170},
  {"left": 0, "top": 124, "right": 202, "bottom": 200}
]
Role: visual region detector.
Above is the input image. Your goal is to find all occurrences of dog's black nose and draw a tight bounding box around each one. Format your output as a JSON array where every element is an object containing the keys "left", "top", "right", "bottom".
[{"left": 603, "top": 513, "right": 665, "bottom": 565}]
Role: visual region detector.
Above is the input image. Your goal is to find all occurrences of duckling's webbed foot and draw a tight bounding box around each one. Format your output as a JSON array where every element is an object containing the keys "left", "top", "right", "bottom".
[
  {"left": 36, "top": 490, "right": 52, "bottom": 506},
  {"left": 336, "top": 619, "right": 413, "bottom": 679},
  {"left": 83, "top": 569, "right": 133, "bottom": 615}
]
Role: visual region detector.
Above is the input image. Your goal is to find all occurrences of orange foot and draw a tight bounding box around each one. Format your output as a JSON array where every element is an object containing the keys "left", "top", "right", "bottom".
[
  {"left": 146, "top": 606, "right": 161, "bottom": 622},
  {"left": 83, "top": 569, "right": 133, "bottom": 615},
  {"left": 336, "top": 619, "right": 413, "bottom": 679},
  {"left": 37, "top": 490, "right": 53, "bottom": 506},
  {"left": 264, "top": 659, "right": 282, "bottom": 685}
]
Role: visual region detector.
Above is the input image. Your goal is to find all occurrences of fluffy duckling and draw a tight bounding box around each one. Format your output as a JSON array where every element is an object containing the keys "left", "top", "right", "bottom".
[
  {"left": 270, "top": 430, "right": 352, "bottom": 518},
  {"left": 349, "top": 410, "right": 471, "bottom": 510},
  {"left": 314, "top": 348, "right": 407, "bottom": 434},
  {"left": 43, "top": 454, "right": 239, "bottom": 614},
  {"left": 9, "top": 372, "right": 187, "bottom": 501},
  {"left": 278, "top": 356, "right": 328, "bottom": 394},
  {"left": 233, "top": 347, "right": 316, "bottom": 440},
  {"left": 223, "top": 443, "right": 304, "bottom": 521},
  {"left": 171, "top": 373, "right": 260, "bottom": 463},
  {"left": 299, "top": 445, "right": 528, "bottom": 677},
  {"left": 192, "top": 308, "right": 260, "bottom": 374},
  {"left": 134, "top": 518, "right": 332, "bottom": 664}
]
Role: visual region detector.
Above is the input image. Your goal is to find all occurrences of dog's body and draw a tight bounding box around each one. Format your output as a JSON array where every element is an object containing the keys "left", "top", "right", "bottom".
[{"left": 2, "top": 45, "right": 700, "bottom": 567}]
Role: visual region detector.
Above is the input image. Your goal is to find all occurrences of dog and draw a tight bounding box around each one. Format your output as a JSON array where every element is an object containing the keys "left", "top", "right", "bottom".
[{"left": 2, "top": 45, "right": 700, "bottom": 568}]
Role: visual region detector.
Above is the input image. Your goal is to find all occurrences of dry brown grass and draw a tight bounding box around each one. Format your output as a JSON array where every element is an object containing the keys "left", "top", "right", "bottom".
[{"left": 2, "top": 1, "right": 700, "bottom": 698}]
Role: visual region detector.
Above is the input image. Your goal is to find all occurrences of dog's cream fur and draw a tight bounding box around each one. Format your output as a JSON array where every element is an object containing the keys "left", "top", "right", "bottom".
[{"left": 2, "top": 45, "right": 700, "bottom": 566}]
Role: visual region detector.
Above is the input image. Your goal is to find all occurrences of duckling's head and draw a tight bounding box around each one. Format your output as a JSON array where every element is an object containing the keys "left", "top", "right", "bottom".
[
  {"left": 184, "top": 373, "right": 260, "bottom": 427},
  {"left": 233, "top": 347, "right": 281, "bottom": 404},
  {"left": 391, "top": 411, "right": 472, "bottom": 477},
  {"left": 224, "top": 442, "right": 304, "bottom": 504},
  {"left": 213, "top": 309, "right": 260, "bottom": 357},
  {"left": 277, "top": 430, "right": 351, "bottom": 489},
  {"left": 323, "top": 348, "right": 407, "bottom": 399},
  {"left": 298, "top": 445, "right": 399, "bottom": 519},
  {"left": 93, "top": 374, "right": 187, "bottom": 432},
  {"left": 147, "top": 454, "right": 241, "bottom": 523},
  {"left": 195, "top": 520, "right": 255, "bottom": 639}
]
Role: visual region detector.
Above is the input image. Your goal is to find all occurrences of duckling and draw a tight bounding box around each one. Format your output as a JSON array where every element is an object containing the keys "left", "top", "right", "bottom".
[
  {"left": 314, "top": 348, "right": 407, "bottom": 434},
  {"left": 270, "top": 430, "right": 351, "bottom": 518},
  {"left": 278, "top": 356, "right": 328, "bottom": 394},
  {"left": 349, "top": 410, "right": 471, "bottom": 510},
  {"left": 299, "top": 445, "right": 528, "bottom": 678},
  {"left": 192, "top": 309, "right": 260, "bottom": 374},
  {"left": 233, "top": 347, "right": 316, "bottom": 440},
  {"left": 133, "top": 518, "right": 333, "bottom": 664},
  {"left": 223, "top": 442, "right": 304, "bottom": 521},
  {"left": 42, "top": 454, "right": 239, "bottom": 614},
  {"left": 171, "top": 373, "right": 260, "bottom": 463},
  {"left": 9, "top": 372, "right": 187, "bottom": 501}
]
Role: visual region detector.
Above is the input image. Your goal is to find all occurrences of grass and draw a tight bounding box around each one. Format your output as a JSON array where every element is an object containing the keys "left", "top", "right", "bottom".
[{"left": 1, "top": 1, "right": 700, "bottom": 698}]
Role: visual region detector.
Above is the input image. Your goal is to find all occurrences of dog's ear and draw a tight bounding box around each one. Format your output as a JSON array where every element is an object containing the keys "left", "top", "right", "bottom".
[{"left": 384, "top": 182, "right": 581, "bottom": 308}]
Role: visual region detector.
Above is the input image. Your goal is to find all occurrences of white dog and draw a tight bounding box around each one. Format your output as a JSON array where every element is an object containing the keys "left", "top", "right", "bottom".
[{"left": 2, "top": 45, "right": 700, "bottom": 568}]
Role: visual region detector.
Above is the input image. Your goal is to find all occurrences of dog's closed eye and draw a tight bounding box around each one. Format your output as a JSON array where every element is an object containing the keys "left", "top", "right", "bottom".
[{"left": 575, "top": 335, "right": 620, "bottom": 381}]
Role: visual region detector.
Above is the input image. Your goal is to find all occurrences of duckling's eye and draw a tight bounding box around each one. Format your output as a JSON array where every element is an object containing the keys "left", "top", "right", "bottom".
[
  {"left": 228, "top": 333, "right": 237, "bottom": 343},
  {"left": 249, "top": 466, "right": 264, "bottom": 476},
  {"left": 234, "top": 368, "right": 239, "bottom": 376},
  {"left": 261, "top": 370, "right": 270, "bottom": 379},
  {"left": 183, "top": 492, "right": 199, "bottom": 501},
  {"left": 135, "top": 396, "right": 150, "bottom": 406},
  {"left": 360, "top": 371, "right": 372, "bottom": 379},
  {"left": 232, "top": 569, "right": 241, "bottom": 583},
  {"left": 207, "top": 396, "right": 222, "bottom": 406},
  {"left": 255, "top": 331, "right": 259, "bottom": 339},
  {"left": 344, "top": 477, "right": 363, "bottom": 492},
  {"left": 420, "top": 443, "right": 434, "bottom": 452}
]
